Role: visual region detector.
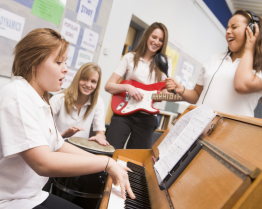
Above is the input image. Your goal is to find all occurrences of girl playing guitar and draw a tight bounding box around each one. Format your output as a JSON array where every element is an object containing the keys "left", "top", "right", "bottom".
[{"left": 105, "top": 22, "right": 172, "bottom": 149}]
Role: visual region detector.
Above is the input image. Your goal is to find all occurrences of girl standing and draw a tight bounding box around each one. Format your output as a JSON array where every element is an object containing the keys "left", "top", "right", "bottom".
[
  {"left": 105, "top": 22, "right": 172, "bottom": 149},
  {"left": 166, "top": 10, "right": 262, "bottom": 117}
]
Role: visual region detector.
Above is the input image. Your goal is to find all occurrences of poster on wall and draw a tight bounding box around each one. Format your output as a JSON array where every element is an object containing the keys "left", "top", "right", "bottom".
[
  {"left": 0, "top": 8, "right": 25, "bottom": 42},
  {"left": 81, "top": 28, "right": 99, "bottom": 52},
  {"left": 75, "top": 49, "right": 94, "bottom": 69},
  {"left": 31, "top": 0, "right": 66, "bottom": 25},
  {"left": 77, "top": 0, "right": 96, "bottom": 26},
  {"left": 66, "top": 45, "right": 75, "bottom": 67},
  {"left": 62, "top": 68, "right": 77, "bottom": 89},
  {"left": 166, "top": 46, "right": 179, "bottom": 77},
  {"left": 60, "top": 18, "right": 80, "bottom": 44},
  {"left": 13, "top": 0, "right": 34, "bottom": 9},
  {"left": 181, "top": 61, "right": 194, "bottom": 77}
]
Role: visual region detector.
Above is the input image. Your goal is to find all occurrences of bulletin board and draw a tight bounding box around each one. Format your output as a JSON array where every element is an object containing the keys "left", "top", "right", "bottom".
[
  {"left": 0, "top": 0, "right": 112, "bottom": 88},
  {"left": 166, "top": 41, "right": 203, "bottom": 90}
]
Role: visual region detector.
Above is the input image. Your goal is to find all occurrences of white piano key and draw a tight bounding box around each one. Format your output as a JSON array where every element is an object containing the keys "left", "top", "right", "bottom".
[{"left": 107, "top": 160, "right": 127, "bottom": 209}]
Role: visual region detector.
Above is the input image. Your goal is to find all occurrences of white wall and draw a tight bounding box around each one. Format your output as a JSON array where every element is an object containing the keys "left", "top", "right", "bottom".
[
  {"left": 0, "top": 77, "right": 10, "bottom": 89},
  {"left": 98, "top": 0, "right": 228, "bottom": 111}
]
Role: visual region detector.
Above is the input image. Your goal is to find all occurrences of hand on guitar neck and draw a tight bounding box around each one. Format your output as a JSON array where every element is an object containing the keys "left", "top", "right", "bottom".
[{"left": 111, "top": 80, "right": 183, "bottom": 116}]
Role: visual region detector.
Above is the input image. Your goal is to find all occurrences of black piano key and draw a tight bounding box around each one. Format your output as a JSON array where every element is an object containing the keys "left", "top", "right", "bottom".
[
  {"left": 126, "top": 194, "right": 151, "bottom": 204},
  {"left": 126, "top": 161, "right": 152, "bottom": 209},
  {"left": 125, "top": 199, "right": 151, "bottom": 209}
]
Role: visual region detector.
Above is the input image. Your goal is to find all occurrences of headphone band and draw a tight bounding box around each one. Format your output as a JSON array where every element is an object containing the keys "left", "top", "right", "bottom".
[{"left": 246, "top": 10, "right": 260, "bottom": 24}]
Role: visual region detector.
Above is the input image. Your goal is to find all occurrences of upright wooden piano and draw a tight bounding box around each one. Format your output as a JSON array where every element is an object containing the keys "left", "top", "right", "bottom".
[{"left": 99, "top": 105, "right": 262, "bottom": 209}]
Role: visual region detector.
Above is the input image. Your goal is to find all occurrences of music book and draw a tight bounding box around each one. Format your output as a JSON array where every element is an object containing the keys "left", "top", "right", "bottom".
[{"left": 154, "top": 104, "right": 216, "bottom": 182}]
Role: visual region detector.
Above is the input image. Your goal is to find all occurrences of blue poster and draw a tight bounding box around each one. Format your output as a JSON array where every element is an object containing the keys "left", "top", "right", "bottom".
[{"left": 13, "top": 0, "right": 34, "bottom": 9}]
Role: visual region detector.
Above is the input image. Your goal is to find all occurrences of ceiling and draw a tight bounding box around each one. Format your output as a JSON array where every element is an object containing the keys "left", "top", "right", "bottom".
[{"left": 226, "top": 0, "right": 262, "bottom": 17}]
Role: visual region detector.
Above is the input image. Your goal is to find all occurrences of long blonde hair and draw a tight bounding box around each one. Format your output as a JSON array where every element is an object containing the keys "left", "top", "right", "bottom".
[
  {"left": 132, "top": 22, "right": 169, "bottom": 82},
  {"left": 12, "top": 28, "right": 70, "bottom": 102},
  {"left": 63, "top": 63, "right": 102, "bottom": 119}
]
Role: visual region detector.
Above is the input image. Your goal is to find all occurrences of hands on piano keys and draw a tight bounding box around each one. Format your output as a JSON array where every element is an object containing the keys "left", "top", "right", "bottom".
[
  {"left": 108, "top": 160, "right": 152, "bottom": 209},
  {"left": 106, "top": 158, "right": 136, "bottom": 200}
]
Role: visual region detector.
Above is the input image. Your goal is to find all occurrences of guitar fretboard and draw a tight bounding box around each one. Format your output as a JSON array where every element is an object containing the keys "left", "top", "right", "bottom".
[{"left": 152, "top": 93, "right": 183, "bottom": 101}]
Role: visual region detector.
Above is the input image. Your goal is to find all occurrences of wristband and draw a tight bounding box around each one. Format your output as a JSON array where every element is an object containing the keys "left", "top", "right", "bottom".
[
  {"left": 105, "top": 157, "right": 110, "bottom": 171},
  {"left": 180, "top": 85, "right": 185, "bottom": 96}
]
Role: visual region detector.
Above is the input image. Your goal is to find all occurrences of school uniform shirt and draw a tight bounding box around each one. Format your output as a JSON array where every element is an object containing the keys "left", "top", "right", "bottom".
[
  {"left": 196, "top": 53, "right": 262, "bottom": 117},
  {"left": 50, "top": 93, "right": 105, "bottom": 138},
  {"left": 114, "top": 52, "right": 172, "bottom": 84},
  {"left": 114, "top": 52, "right": 172, "bottom": 109},
  {"left": 0, "top": 76, "right": 64, "bottom": 209}
]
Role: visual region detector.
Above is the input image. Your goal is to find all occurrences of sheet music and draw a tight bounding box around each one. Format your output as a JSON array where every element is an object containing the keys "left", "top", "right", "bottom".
[
  {"left": 158, "top": 107, "right": 197, "bottom": 158},
  {"left": 154, "top": 104, "right": 216, "bottom": 180}
]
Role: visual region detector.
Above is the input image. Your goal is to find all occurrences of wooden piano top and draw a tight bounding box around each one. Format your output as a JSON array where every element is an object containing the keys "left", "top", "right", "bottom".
[{"left": 99, "top": 105, "right": 262, "bottom": 209}]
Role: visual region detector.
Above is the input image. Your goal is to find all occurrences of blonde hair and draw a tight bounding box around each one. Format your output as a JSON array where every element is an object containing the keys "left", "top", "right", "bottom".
[
  {"left": 63, "top": 63, "right": 102, "bottom": 119},
  {"left": 12, "top": 28, "right": 70, "bottom": 102},
  {"left": 132, "top": 22, "right": 169, "bottom": 82}
]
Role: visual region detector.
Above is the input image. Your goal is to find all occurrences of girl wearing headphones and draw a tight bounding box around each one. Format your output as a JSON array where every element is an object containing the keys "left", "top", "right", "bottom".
[
  {"left": 105, "top": 22, "right": 172, "bottom": 149},
  {"left": 166, "top": 10, "right": 262, "bottom": 117},
  {"left": 0, "top": 28, "right": 134, "bottom": 209},
  {"left": 50, "top": 62, "right": 109, "bottom": 146}
]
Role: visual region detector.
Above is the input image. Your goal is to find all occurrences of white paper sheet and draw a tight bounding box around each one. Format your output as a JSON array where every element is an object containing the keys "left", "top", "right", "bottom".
[
  {"left": 81, "top": 28, "right": 99, "bottom": 52},
  {"left": 66, "top": 45, "right": 75, "bottom": 67},
  {"left": 77, "top": 0, "right": 96, "bottom": 26},
  {"left": 155, "top": 104, "right": 216, "bottom": 180},
  {"left": 0, "top": 8, "right": 25, "bottom": 42},
  {"left": 75, "top": 49, "right": 94, "bottom": 69},
  {"left": 60, "top": 18, "right": 80, "bottom": 44},
  {"left": 61, "top": 68, "right": 77, "bottom": 89}
]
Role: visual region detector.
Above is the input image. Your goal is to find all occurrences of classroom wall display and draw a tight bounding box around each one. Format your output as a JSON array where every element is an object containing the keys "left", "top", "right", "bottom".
[
  {"left": 81, "top": 28, "right": 99, "bottom": 52},
  {"left": 75, "top": 49, "right": 94, "bottom": 69},
  {"left": 166, "top": 46, "right": 179, "bottom": 77},
  {"left": 0, "top": 0, "right": 114, "bottom": 86},
  {"left": 167, "top": 39, "right": 203, "bottom": 90},
  {"left": 77, "top": 0, "right": 96, "bottom": 26},
  {"left": 67, "top": 45, "right": 75, "bottom": 67},
  {"left": 31, "top": 0, "right": 66, "bottom": 25},
  {"left": 60, "top": 18, "right": 80, "bottom": 44},
  {"left": 0, "top": 8, "right": 25, "bottom": 42},
  {"left": 61, "top": 68, "right": 77, "bottom": 89}
]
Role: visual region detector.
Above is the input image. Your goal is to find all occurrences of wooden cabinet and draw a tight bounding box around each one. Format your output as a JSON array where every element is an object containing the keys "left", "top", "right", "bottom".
[{"left": 155, "top": 110, "right": 178, "bottom": 132}]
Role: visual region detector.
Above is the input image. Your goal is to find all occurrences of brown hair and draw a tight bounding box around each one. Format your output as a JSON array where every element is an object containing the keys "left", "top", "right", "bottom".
[
  {"left": 62, "top": 62, "right": 102, "bottom": 119},
  {"left": 12, "top": 28, "right": 70, "bottom": 102},
  {"left": 132, "top": 22, "right": 169, "bottom": 82},
  {"left": 230, "top": 10, "right": 262, "bottom": 72}
]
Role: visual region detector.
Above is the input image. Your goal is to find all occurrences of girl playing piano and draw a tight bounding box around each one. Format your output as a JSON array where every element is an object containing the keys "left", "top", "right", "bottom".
[{"left": 0, "top": 28, "right": 134, "bottom": 209}]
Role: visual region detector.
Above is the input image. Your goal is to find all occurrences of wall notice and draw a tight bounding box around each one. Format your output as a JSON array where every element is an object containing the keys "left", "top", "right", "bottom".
[
  {"left": 81, "top": 28, "right": 99, "bottom": 52},
  {"left": 31, "top": 0, "right": 66, "bottom": 25},
  {"left": 75, "top": 49, "right": 94, "bottom": 69},
  {"left": 66, "top": 45, "right": 75, "bottom": 67},
  {"left": 62, "top": 68, "right": 77, "bottom": 89},
  {"left": 77, "top": 0, "right": 96, "bottom": 26},
  {"left": 0, "top": 8, "right": 25, "bottom": 42},
  {"left": 60, "top": 18, "right": 80, "bottom": 44}
]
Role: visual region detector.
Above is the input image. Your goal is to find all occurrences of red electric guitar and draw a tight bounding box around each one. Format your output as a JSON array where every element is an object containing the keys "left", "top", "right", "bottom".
[{"left": 111, "top": 80, "right": 183, "bottom": 116}]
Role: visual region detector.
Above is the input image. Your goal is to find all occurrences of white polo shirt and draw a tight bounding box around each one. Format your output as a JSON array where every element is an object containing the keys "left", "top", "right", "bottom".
[
  {"left": 196, "top": 53, "right": 262, "bottom": 117},
  {"left": 0, "top": 76, "right": 64, "bottom": 209},
  {"left": 50, "top": 93, "right": 105, "bottom": 138},
  {"left": 114, "top": 52, "right": 172, "bottom": 84}
]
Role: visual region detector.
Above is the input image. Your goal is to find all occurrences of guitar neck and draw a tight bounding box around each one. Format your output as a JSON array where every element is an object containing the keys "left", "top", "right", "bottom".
[{"left": 152, "top": 93, "right": 183, "bottom": 101}]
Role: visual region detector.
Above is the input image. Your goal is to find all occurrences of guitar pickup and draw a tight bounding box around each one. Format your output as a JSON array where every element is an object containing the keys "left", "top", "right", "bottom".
[{"left": 125, "top": 92, "right": 130, "bottom": 102}]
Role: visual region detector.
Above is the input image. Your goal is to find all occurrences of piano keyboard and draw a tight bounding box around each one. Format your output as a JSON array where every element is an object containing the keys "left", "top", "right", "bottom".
[{"left": 107, "top": 160, "right": 152, "bottom": 209}]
